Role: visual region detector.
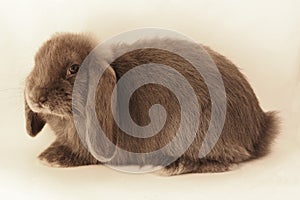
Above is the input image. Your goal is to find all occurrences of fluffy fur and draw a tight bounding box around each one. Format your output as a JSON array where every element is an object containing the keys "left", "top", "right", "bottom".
[{"left": 24, "top": 33, "right": 279, "bottom": 175}]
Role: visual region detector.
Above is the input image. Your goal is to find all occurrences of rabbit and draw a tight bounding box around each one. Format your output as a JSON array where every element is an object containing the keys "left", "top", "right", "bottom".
[{"left": 24, "top": 32, "right": 279, "bottom": 175}]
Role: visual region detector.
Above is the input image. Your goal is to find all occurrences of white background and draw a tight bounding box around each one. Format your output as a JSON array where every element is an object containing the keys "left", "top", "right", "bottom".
[{"left": 0, "top": 0, "right": 299, "bottom": 199}]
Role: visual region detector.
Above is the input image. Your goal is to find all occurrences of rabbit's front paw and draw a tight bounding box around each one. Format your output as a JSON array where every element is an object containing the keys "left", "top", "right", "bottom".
[
  {"left": 38, "top": 141, "right": 91, "bottom": 167},
  {"left": 38, "top": 143, "right": 75, "bottom": 167}
]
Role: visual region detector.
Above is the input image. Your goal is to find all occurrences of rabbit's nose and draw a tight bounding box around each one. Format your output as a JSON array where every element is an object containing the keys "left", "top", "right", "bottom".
[
  {"left": 30, "top": 87, "right": 47, "bottom": 104},
  {"left": 39, "top": 96, "right": 47, "bottom": 104}
]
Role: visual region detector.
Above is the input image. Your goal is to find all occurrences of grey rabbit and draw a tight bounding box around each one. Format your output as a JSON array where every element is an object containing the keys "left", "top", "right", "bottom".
[{"left": 24, "top": 33, "right": 279, "bottom": 175}]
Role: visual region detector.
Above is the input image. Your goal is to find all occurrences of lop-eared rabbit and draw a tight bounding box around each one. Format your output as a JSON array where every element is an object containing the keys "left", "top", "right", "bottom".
[{"left": 24, "top": 33, "right": 279, "bottom": 175}]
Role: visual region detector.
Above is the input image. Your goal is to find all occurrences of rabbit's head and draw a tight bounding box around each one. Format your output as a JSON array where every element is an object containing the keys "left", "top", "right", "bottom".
[{"left": 25, "top": 33, "right": 96, "bottom": 136}]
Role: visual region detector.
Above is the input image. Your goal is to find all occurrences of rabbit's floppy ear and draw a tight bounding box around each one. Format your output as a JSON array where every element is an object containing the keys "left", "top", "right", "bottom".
[
  {"left": 25, "top": 100, "right": 45, "bottom": 137},
  {"left": 93, "top": 66, "right": 118, "bottom": 159}
]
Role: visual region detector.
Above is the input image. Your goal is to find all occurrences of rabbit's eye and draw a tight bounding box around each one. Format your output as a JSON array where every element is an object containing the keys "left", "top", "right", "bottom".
[{"left": 67, "top": 64, "right": 80, "bottom": 76}]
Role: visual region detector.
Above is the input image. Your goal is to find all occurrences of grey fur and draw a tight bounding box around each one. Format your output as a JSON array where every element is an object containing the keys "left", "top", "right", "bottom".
[{"left": 24, "top": 33, "right": 279, "bottom": 175}]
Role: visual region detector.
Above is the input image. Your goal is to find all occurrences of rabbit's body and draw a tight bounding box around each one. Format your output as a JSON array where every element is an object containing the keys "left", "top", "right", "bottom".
[{"left": 25, "top": 33, "right": 279, "bottom": 175}]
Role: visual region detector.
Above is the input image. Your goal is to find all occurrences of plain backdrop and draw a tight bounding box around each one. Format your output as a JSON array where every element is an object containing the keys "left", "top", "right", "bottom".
[{"left": 0, "top": 0, "right": 299, "bottom": 199}]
